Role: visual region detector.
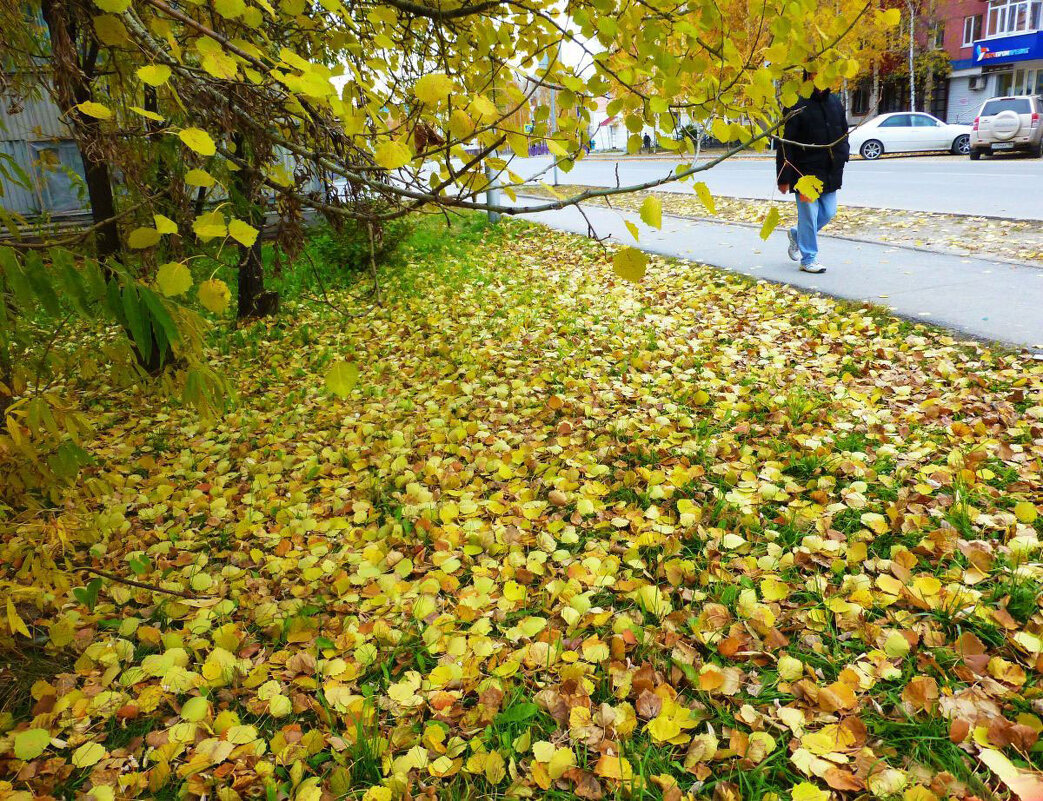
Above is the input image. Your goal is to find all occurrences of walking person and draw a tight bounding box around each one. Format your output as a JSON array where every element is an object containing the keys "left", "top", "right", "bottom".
[{"left": 775, "top": 69, "right": 850, "bottom": 274}]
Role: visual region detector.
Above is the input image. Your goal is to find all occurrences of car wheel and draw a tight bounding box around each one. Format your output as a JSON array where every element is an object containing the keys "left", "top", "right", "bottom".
[
  {"left": 969, "top": 149, "right": 982, "bottom": 161},
  {"left": 1033, "top": 141, "right": 1043, "bottom": 158},
  {"left": 952, "top": 135, "right": 971, "bottom": 156},
  {"left": 860, "top": 139, "right": 883, "bottom": 160}
]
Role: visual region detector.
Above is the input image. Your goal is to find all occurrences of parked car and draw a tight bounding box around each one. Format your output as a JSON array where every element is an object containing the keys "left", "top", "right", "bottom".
[
  {"left": 848, "top": 113, "right": 972, "bottom": 160},
  {"left": 969, "top": 96, "right": 1043, "bottom": 159}
]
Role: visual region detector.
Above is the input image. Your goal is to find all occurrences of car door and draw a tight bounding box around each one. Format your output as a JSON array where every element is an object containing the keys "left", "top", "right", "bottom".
[
  {"left": 911, "top": 114, "right": 949, "bottom": 150},
  {"left": 876, "top": 114, "right": 914, "bottom": 151}
]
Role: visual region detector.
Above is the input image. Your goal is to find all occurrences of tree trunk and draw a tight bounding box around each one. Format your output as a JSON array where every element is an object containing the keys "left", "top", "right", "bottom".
[
  {"left": 40, "top": 0, "right": 120, "bottom": 265},
  {"left": 41, "top": 0, "right": 169, "bottom": 373},
  {"left": 237, "top": 238, "right": 278, "bottom": 318},
  {"left": 870, "top": 62, "right": 881, "bottom": 115},
  {"left": 230, "top": 134, "right": 277, "bottom": 319}
]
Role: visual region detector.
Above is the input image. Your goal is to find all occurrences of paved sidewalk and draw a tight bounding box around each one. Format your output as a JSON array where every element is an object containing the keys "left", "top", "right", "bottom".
[{"left": 515, "top": 198, "right": 1043, "bottom": 350}]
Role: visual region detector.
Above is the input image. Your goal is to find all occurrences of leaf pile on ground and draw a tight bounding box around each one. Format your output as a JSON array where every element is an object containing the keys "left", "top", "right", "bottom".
[
  {"left": 525, "top": 184, "right": 1043, "bottom": 265},
  {"left": 2, "top": 218, "right": 1042, "bottom": 801}
]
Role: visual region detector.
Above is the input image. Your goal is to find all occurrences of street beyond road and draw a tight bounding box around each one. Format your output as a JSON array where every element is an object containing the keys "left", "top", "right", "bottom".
[{"left": 510, "top": 154, "right": 1043, "bottom": 220}]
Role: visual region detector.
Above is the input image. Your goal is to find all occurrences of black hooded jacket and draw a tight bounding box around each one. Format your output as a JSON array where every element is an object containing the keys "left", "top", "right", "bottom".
[{"left": 775, "top": 89, "right": 850, "bottom": 195}]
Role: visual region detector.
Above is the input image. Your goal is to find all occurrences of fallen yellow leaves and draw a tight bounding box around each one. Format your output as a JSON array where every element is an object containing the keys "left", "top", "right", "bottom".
[{"left": 1, "top": 219, "right": 1041, "bottom": 800}]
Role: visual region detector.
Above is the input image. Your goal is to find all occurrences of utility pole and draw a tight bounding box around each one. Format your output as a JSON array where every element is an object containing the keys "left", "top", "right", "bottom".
[
  {"left": 906, "top": 0, "right": 916, "bottom": 111},
  {"left": 549, "top": 85, "right": 559, "bottom": 186},
  {"left": 486, "top": 58, "right": 501, "bottom": 222},
  {"left": 485, "top": 162, "right": 501, "bottom": 223}
]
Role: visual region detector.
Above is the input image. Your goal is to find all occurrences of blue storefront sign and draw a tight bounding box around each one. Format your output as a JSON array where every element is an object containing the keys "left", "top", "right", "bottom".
[{"left": 974, "top": 31, "right": 1043, "bottom": 65}]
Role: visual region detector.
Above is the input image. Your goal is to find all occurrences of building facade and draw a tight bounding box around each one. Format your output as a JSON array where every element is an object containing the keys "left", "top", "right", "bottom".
[{"left": 942, "top": 0, "right": 1043, "bottom": 123}]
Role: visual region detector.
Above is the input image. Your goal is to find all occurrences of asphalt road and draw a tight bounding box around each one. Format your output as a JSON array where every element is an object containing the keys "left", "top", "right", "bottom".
[{"left": 509, "top": 154, "right": 1043, "bottom": 220}]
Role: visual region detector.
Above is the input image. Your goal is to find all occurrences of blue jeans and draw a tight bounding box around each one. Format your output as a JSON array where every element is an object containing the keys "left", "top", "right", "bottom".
[{"left": 791, "top": 191, "right": 838, "bottom": 266}]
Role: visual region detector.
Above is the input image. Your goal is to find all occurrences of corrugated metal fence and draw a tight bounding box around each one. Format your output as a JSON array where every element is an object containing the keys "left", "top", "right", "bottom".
[{"left": 0, "top": 94, "right": 86, "bottom": 216}]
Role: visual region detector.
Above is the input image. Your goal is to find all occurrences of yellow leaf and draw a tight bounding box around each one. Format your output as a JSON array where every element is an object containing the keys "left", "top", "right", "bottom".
[
  {"left": 904, "top": 787, "right": 939, "bottom": 801},
  {"left": 484, "top": 751, "right": 506, "bottom": 785},
  {"left": 468, "top": 96, "right": 498, "bottom": 121},
  {"left": 325, "top": 361, "right": 359, "bottom": 399},
  {"left": 93, "top": 14, "right": 129, "bottom": 46},
  {"left": 228, "top": 219, "right": 259, "bottom": 247},
  {"left": 547, "top": 139, "right": 568, "bottom": 157},
  {"left": 794, "top": 175, "right": 824, "bottom": 202},
  {"left": 198, "top": 279, "right": 231, "bottom": 314},
  {"left": 777, "top": 654, "right": 803, "bottom": 681},
  {"left": 6, "top": 600, "right": 31, "bottom": 638},
  {"left": 414, "top": 73, "right": 454, "bottom": 105},
  {"left": 625, "top": 220, "right": 640, "bottom": 241},
  {"left": 93, "top": 0, "right": 130, "bottom": 12},
  {"left": 374, "top": 140, "right": 412, "bottom": 170},
  {"left": 185, "top": 169, "right": 216, "bottom": 188},
  {"left": 214, "top": 0, "right": 245, "bottom": 17},
  {"left": 532, "top": 741, "right": 555, "bottom": 762},
  {"left": 760, "top": 577, "right": 789, "bottom": 601},
  {"left": 129, "top": 105, "right": 164, "bottom": 122},
  {"left": 14, "top": 728, "right": 50, "bottom": 760},
  {"left": 640, "top": 195, "right": 662, "bottom": 229},
  {"left": 613, "top": 247, "right": 647, "bottom": 282},
  {"left": 269, "top": 693, "right": 292, "bottom": 717},
  {"left": 760, "top": 207, "right": 781, "bottom": 240},
  {"left": 179, "top": 127, "right": 217, "bottom": 156},
  {"left": 193, "top": 211, "right": 227, "bottom": 241},
  {"left": 128, "top": 227, "right": 161, "bottom": 249},
  {"left": 791, "top": 782, "right": 829, "bottom": 801},
  {"left": 861, "top": 512, "right": 888, "bottom": 534},
  {"left": 76, "top": 101, "right": 112, "bottom": 120},
  {"left": 156, "top": 262, "right": 192, "bottom": 297},
  {"left": 647, "top": 715, "right": 682, "bottom": 743},
  {"left": 72, "top": 742, "right": 107, "bottom": 768},
  {"left": 881, "top": 7, "right": 902, "bottom": 26},
  {"left": 594, "top": 754, "right": 633, "bottom": 780},
  {"left": 884, "top": 631, "right": 911, "bottom": 658},
  {"left": 181, "top": 696, "right": 210, "bottom": 722},
  {"left": 547, "top": 747, "right": 575, "bottom": 779},
  {"left": 449, "top": 109, "right": 474, "bottom": 140},
  {"left": 202, "top": 51, "right": 238, "bottom": 80},
  {"left": 1014, "top": 501, "right": 1038, "bottom": 523},
  {"left": 136, "top": 64, "right": 172, "bottom": 86},
  {"left": 154, "top": 214, "right": 178, "bottom": 235},
  {"left": 694, "top": 181, "right": 715, "bottom": 215}
]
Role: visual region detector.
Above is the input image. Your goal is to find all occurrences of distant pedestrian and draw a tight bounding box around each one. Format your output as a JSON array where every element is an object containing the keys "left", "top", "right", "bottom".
[
  {"left": 775, "top": 69, "right": 850, "bottom": 274},
  {"left": 643, "top": 133, "right": 651, "bottom": 153}
]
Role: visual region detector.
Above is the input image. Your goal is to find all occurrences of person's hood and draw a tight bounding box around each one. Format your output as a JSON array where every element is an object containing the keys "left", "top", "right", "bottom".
[{"left": 811, "top": 87, "right": 832, "bottom": 101}]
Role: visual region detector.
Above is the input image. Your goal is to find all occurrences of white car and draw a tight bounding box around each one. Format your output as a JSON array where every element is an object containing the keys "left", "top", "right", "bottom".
[{"left": 848, "top": 112, "right": 972, "bottom": 160}]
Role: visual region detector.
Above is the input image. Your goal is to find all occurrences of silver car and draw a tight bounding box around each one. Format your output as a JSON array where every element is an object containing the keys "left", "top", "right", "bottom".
[{"left": 970, "top": 95, "right": 1043, "bottom": 159}]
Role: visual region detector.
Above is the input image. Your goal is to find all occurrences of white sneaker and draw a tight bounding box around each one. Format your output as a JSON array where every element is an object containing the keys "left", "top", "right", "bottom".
[
  {"left": 787, "top": 229, "right": 800, "bottom": 262},
  {"left": 800, "top": 262, "right": 826, "bottom": 274}
]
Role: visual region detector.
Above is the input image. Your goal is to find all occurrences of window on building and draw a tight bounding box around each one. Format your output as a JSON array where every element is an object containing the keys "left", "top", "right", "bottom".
[
  {"left": 963, "top": 14, "right": 983, "bottom": 44},
  {"left": 851, "top": 88, "right": 869, "bottom": 115},
  {"left": 933, "top": 23, "right": 945, "bottom": 47},
  {"left": 986, "top": 0, "right": 1042, "bottom": 35}
]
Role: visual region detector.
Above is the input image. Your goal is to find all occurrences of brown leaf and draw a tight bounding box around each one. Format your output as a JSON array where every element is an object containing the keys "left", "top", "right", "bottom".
[
  {"left": 825, "top": 768, "right": 866, "bottom": 791},
  {"left": 535, "top": 688, "right": 568, "bottom": 725},
  {"left": 949, "top": 718, "right": 970, "bottom": 743},
  {"left": 636, "top": 689, "right": 662, "bottom": 720},
  {"left": 902, "top": 676, "right": 939, "bottom": 714},
  {"left": 564, "top": 768, "right": 604, "bottom": 800}
]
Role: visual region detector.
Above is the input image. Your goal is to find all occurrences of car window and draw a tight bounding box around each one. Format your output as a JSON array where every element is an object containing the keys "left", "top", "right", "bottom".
[
  {"left": 912, "top": 115, "right": 942, "bottom": 127},
  {"left": 981, "top": 98, "right": 1032, "bottom": 115},
  {"left": 879, "top": 114, "right": 912, "bottom": 127}
]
